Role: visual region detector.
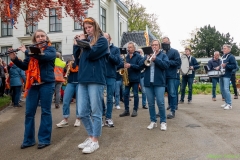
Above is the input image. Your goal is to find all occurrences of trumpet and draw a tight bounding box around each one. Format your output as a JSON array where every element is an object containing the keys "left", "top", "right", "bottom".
[
  {"left": 64, "top": 61, "right": 74, "bottom": 79},
  {"left": 144, "top": 51, "right": 156, "bottom": 66}
]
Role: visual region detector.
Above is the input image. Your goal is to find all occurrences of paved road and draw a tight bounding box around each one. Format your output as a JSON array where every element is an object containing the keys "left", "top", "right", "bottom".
[{"left": 0, "top": 95, "right": 240, "bottom": 160}]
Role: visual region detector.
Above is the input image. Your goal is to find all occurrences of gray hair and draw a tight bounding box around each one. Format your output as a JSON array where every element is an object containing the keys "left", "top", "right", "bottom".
[
  {"left": 127, "top": 41, "right": 137, "bottom": 50},
  {"left": 151, "top": 39, "right": 161, "bottom": 48},
  {"left": 214, "top": 51, "right": 220, "bottom": 55},
  {"left": 162, "top": 36, "right": 170, "bottom": 42},
  {"left": 222, "top": 44, "right": 232, "bottom": 50}
]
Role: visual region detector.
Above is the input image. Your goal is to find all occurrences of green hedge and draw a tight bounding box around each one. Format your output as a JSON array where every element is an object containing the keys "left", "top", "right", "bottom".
[{"left": 180, "top": 83, "right": 236, "bottom": 95}]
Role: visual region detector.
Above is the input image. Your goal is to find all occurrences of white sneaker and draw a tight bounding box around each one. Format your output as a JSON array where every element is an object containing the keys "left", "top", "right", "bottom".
[
  {"left": 105, "top": 119, "right": 114, "bottom": 127},
  {"left": 74, "top": 119, "right": 81, "bottom": 127},
  {"left": 116, "top": 105, "right": 121, "bottom": 110},
  {"left": 82, "top": 141, "right": 99, "bottom": 154},
  {"left": 221, "top": 103, "right": 227, "bottom": 108},
  {"left": 224, "top": 104, "right": 232, "bottom": 110},
  {"left": 56, "top": 119, "right": 69, "bottom": 128},
  {"left": 160, "top": 122, "right": 167, "bottom": 131},
  {"left": 147, "top": 122, "right": 157, "bottom": 130},
  {"left": 78, "top": 138, "right": 92, "bottom": 149}
]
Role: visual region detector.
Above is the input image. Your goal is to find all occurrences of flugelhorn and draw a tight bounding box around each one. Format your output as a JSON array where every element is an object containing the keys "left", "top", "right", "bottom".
[{"left": 144, "top": 51, "right": 156, "bottom": 66}]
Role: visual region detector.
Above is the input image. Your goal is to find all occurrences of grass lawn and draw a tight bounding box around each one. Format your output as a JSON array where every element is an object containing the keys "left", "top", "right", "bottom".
[{"left": 0, "top": 95, "right": 11, "bottom": 111}]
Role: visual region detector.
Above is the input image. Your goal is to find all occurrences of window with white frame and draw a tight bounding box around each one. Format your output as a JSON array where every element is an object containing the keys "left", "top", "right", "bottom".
[
  {"left": 100, "top": 7, "right": 106, "bottom": 32},
  {"left": 51, "top": 42, "right": 62, "bottom": 52},
  {"left": 26, "top": 10, "right": 38, "bottom": 35},
  {"left": 1, "top": 20, "right": 13, "bottom": 37},
  {"left": 1, "top": 46, "right": 12, "bottom": 64},
  {"left": 74, "top": 21, "right": 83, "bottom": 30},
  {"left": 49, "top": 8, "right": 62, "bottom": 32}
]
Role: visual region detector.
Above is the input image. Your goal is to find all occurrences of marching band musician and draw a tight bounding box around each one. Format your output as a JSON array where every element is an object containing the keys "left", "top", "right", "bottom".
[
  {"left": 207, "top": 51, "right": 221, "bottom": 101},
  {"left": 102, "top": 32, "right": 121, "bottom": 127},
  {"left": 119, "top": 41, "right": 143, "bottom": 117},
  {"left": 220, "top": 44, "right": 237, "bottom": 110},
  {"left": 179, "top": 48, "right": 200, "bottom": 104},
  {"left": 56, "top": 53, "right": 81, "bottom": 127},
  {"left": 161, "top": 37, "right": 181, "bottom": 119},
  {"left": 141, "top": 40, "right": 169, "bottom": 130},
  {"left": 8, "top": 29, "right": 56, "bottom": 149},
  {"left": 138, "top": 48, "right": 148, "bottom": 109},
  {"left": 74, "top": 17, "right": 109, "bottom": 154}
]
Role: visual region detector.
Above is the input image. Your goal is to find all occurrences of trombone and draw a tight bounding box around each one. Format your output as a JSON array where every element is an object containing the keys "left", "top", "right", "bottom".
[{"left": 144, "top": 51, "right": 156, "bottom": 66}]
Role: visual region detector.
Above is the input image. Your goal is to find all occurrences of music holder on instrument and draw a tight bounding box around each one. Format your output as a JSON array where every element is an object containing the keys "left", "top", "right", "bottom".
[
  {"left": 28, "top": 46, "right": 44, "bottom": 55},
  {"left": 119, "top": 47, "right": 127, "bottom": 55},
  {"left": 180, "top": 54, "right": 190, "bottom": 75},
  {"left": 141, "top": 46, "right": 154, "bottom": 55},
  {"left": 76, "top": 40, "right": 91, "bottom": 49}
]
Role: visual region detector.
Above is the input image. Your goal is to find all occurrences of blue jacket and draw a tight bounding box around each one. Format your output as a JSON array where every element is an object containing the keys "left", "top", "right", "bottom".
[
  {"left": 221, "top": 53, "right": 237, "bottom": 78},
  {"left": 106, "top": 43, "right": 121, "bottom": 79},
  {"left": 142, "top": 50, "right": 169, "bottom": 87},
  {"left": 182, "top": 56, "right": 200, "bottom": 78},
  {"left": 207, "top": 58, "right": 221, "bottom": 70},
  {"left": 119, "top": 51, "right": 143, "bottom": 83},
  {"left": 12, "top": 46, "right": 56, "bottom": 83},
  {"left": 9, "top": 64, "right": 26, "bottom": 86},
  {"left": 74, "top": 36, "right": 109, "bottom": 85},
  {"left": 232, "top": 60, "right": 239, "bottom": 74},
  {"left": 165, "top": 48, "right": 181, "bottom": 79}
]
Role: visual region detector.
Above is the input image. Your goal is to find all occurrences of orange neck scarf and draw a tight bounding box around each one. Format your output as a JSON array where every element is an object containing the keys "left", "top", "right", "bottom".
[{"left": 24, "top": 42, "right": 51, "bottom": 97}]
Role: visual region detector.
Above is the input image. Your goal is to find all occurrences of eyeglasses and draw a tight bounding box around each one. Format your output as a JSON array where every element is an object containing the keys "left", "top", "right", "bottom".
[
  {"left": 35, "top": 35, "right": 46, "bottom": 39},
  {"left": 151, "top": 44, "right": 158, "bottom": 46}
]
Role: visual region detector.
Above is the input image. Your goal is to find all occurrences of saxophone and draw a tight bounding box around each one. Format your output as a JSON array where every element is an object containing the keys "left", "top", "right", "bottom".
[{"left": 118, "top": 54, "right": 129, "bottom": 86}]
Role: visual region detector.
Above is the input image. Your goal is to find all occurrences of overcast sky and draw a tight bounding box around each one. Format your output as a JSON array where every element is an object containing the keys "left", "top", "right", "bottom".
[{"left": 136, "top": 0, "right": 240, "bottom": 52}]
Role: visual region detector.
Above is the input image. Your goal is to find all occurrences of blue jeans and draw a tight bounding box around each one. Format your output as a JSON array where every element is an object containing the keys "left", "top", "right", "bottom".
[
  {"left": 115, "top": 80, "right": 122, "bottom": 106},
  {"left": 211, "top": 77, "right": 219, "bottom": 98},
  {"left": 62, "top": 83, "right": 79, "bottom": 118},
  {"left": 55, "top": 82, "right": 62, "bottom": 105},
  {"left": 23, "top": 82, "right": 55, "bottom": 146},
  {"left": 176, "top": 79, "right": 180, "bottom": 104},
  {"left": 140, "top": 77, "right": 147, "bottom": 106},
  {"left": 77, "top": 83, "right": 104, "bottom": 137},
  {"left": 180, "top": 77, "right": 194, "bottom": 101},
  {"left": 167, "top": 79, "right": 177, "bottom": 113},
  {"left": 124, "top": 82, "right": 139, "bottom": 112},
  {"left": 145, "top": 84, "right": 166, "bottom": 123},
  {"left": 102, "top": 95, "right": 106, "bottom": 116},
  {"left": 11, "top": 86, "right": 22, "bottom": 106},
  {"left": 105, "top": 78, "right": 116, "bottom": 119},
  {"left": 219, "top": 77, "right": 231, "bottom": 105}
]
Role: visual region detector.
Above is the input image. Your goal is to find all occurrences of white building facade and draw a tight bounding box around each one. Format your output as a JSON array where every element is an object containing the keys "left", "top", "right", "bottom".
[{"left": 0, "top": 0, "right": 128, "bottom": 63}]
